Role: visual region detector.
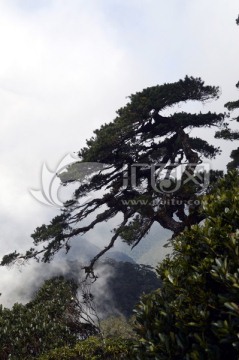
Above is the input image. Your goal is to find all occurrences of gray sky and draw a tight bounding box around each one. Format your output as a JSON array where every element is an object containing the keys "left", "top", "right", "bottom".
[{"left": 0, "top": 0, "right": 239, "bottom": 306}]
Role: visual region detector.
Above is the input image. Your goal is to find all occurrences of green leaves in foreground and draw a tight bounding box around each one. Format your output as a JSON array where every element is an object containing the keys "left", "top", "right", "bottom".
[
  {"left": 134, "top": 170, "right": 239, "bottom": 359},
  {"left": 37, "top": 337, "right": 134, "bottom": 360}
]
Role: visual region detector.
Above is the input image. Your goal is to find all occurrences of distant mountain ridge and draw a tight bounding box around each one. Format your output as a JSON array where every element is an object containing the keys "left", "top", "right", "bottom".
[
  {"left": 55, "top": 237, "right": 135, "bottom": 264},
  {"left": 115, "top": 225, "right": 172, "bottom": 266}
]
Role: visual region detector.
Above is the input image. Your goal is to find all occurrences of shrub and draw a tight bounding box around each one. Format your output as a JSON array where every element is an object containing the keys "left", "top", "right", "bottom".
[{"left": 134, "top": 171, "right": 239, "bottom": 359}]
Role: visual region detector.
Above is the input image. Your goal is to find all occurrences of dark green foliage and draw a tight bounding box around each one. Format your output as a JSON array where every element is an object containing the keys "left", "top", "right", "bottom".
[
  {"left": 215, "top": 126, "right": 239, "bottom": 170},
  {"left": 224, "top": 100, "right": 239, "bottom": 112},
  {"left": 0, "top": 250, "right": 19, "bottom": 266},
  {"left": 134, "top": 171, "right": 239, "bottom": 359},
  {"left": 37, "top": 337, "right": 135, "bottom": 360},
  {"left": 227, "top": 148, "right": 239, "bottom": 170},
  {"left": 188, "top": 137, "right": 221, "bottom": 158},
  {"left": 2, "top": 76, "right": 226, "bottom": 270},
  {"left": 0, "top": 277, "right": 97, "bottom": 359},
  {"left": 215, "top": 129, "right": 239, "bottom": 141}
]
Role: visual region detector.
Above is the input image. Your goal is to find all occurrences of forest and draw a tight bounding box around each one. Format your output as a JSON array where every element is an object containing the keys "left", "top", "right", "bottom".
[{"left": 0, "top": 7, "right": 239, "bottom": 360}]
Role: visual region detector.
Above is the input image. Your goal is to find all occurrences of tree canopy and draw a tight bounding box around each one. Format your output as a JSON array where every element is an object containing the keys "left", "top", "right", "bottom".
[{"left": 1, "top": 76, "right": 227, "bottom": 272}]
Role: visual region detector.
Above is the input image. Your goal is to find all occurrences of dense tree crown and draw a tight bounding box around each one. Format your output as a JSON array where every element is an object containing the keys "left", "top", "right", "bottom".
[{"left": 1, "top": 76, "right": 228, "bottom": 271}]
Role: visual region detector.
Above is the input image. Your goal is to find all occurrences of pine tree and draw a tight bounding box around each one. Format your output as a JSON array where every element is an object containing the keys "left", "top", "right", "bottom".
[{"left": 1, "top": 76, "right": 226, "bottom": 272}]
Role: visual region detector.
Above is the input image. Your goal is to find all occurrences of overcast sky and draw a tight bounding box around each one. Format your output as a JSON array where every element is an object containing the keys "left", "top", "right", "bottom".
[{"left": 0, "top": 0, "right": 238, "bottom": 306}]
